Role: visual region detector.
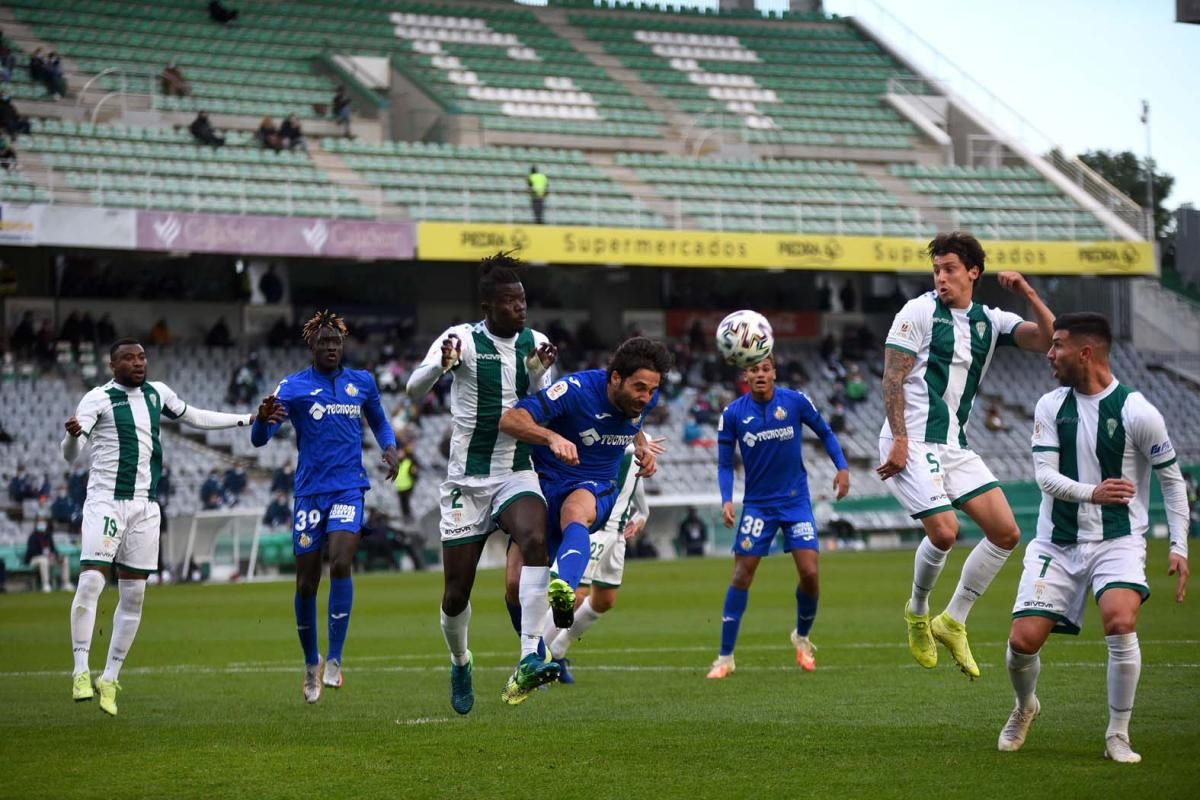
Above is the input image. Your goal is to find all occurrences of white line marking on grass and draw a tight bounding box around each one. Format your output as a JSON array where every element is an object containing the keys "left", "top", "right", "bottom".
[{"left": 397, "top": 717, "right": 451, "bottom": 725}]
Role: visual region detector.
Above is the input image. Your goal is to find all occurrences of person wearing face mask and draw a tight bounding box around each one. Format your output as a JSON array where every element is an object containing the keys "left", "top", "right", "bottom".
[{"left": 26, "top": 517, "right": 72, "bottom": 593}]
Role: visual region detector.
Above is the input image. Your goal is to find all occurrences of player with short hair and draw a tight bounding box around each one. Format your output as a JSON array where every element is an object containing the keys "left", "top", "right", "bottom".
[
  {"left": 252, "top": 311, "right": 398, "bottom": 704},
  {"left": 542, "top": 443, "right": 649, "bottom": 683},
  {"left": 500, "top": 336, "right": 670, "bottom": 703},
  {"left": 406, "top": 253, "right": 558, "bottom": 714},
  {"left": 878, "top": 232, "right": 1055, "bottom": 678},
  {"left": 997, "top": 312, "right": 1189, "bottom": 762},
  {"left": 63, "top": 338, "right": 255, "bottom": 715},
  {"left": 706, "top": 355, "right": 849, "bottom": 679}
]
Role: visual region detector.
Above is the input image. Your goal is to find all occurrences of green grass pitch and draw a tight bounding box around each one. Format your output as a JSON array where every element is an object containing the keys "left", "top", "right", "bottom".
[{"left": 2, "top": 540, "right": 1197, "bottom": 799}]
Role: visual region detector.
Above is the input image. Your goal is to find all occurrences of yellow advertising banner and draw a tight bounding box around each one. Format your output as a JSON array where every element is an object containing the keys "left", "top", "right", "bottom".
[{"left": 416, "top": 222, "right": 1155, "bottom": 275}]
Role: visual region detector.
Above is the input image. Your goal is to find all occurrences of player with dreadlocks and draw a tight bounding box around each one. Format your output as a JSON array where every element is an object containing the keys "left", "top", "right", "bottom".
[{"left": 253, "top": 310, "right": 399, "bottom": 703}]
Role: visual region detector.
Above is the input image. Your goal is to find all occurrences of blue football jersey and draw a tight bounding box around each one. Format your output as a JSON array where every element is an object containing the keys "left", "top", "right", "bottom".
[
  {"left": 717, "top": 387, "right": 847, "bottom": 507},
  {"left": 516, "top": 369, "right": 657, "bottom": 486},
  {"left": 251, "top": 366, "right": 396, "bottom": 497}
]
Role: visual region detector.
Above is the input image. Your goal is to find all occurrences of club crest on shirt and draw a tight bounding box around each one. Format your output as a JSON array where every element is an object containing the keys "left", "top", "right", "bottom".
[
  {"left": 298, "top": 533, "right": 312, "bottom": 548},
  {"left": 345, "top": 383, "right": 358, "bottom": 397},
  {"left": 1034, "top": 420, "right": 1043, "bottom": 438},
  {"left": 1105, "top": 418, "right": 1118, "bottom": 438},
  {"left": 740, "top": 537, "right": 753, "bottom": 551},
  {"left": 773, "top": 406, "right": 787, "bottom": 421},
  {"left": 975, "top": 321, "right": 986, "bottom": 339}
]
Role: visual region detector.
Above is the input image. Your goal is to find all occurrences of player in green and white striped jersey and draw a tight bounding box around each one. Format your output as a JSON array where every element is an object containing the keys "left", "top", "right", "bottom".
[
  {"left": 541, "top": 444, "right": 649, "bottom": 683},
  {"left": 61, "top": 338, "right": 257, "bottom": 715},
  {"left": 878, "top": 232, "right": 1056, "bottom": 679},
  {"left": 406, "top": 254, "right": 559, "bottom": 714},
  {"left": 999, "top": 313, "right": 1189, "bottom": 763}
]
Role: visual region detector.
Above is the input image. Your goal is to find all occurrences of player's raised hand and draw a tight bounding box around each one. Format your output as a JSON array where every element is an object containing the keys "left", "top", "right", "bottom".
[
  {"left": 441, "top": 334, "right": 462, "bottom": 371},
  {"left": 256, "top": 395, "right": 287, "bottom": 424},
  {"left": 1169, "top": 553, "right": 1189, "bottom": 604},
  {"left": 833, "top": 468, "right": 850, "bottom": 500},
  {"left": 721, "top": 501, "right": 736, "bottom": 528},
  {"left": 623, "top": 517, "right": 645, "bottom": 541},
  {"left": 64, "top": 416, "right": 83, "bottom": 438},
  {"left": 1091, "top": 478, "right": 1136, "bottom": 505},
  {"left": 634, "top": 444, "right": 658, "bottom": 478},
  {"left": 997, "top": 271, "right": 1032, "bottom": 297},
  {"left": 876, "top": 437, "right": 908, "bottom": 480},
  {"left": 381, "top": 445, "right": 400, "bottom": 481},
  {"left": 644, "top": 436, "right": 668, "bottom": 456},
  {"left": 548, "top": 434, "right": 578, "bottom": 466},
  {"left": 534, "top": 342, "right": 558, "bottom": 368}
]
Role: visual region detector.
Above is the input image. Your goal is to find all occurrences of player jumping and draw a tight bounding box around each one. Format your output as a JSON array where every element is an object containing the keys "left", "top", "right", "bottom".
[
  {"left": 64, "top": 338, "right": 255, "bottom": 715},
  {"left": 252, "top": 311, "right": 399, "bottom": 703},
  {"left": 707, "top": 354, "right": 850, "bottom": 679},
  {"left": 997, "top": 313, "right": 1189, "bottom": 762}
]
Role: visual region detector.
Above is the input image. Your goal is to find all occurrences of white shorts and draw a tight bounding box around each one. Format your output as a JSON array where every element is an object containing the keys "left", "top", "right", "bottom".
[
  {"left": 439, "top": 471, "right": 545, "bottom": 545},
  {"left": 878, "top": 437, "right": 999, "bottom": 519},
  {"left": 80, "top": 497, "right": 162, "bottom": 574},
  {"left": 580, "top": 530, "right": 626, "bottom": 589},
  {"left": 1011, "top": 537, "right": 1148, "bottom": 635}
]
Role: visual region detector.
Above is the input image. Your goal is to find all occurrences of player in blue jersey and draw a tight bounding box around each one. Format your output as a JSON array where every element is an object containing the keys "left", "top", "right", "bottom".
[
  {"left": 252, "top": 311, "right": 399, "bottom": 703},
  {"left": 707, "top": 355, "right": 850, "bottom": 679},
  {"left": 500, "top": 337, "right": 671, "bottom": 687}
]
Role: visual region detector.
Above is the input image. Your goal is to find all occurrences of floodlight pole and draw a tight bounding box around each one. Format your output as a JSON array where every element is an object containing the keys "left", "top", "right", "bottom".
[{"left": 1141, "top": 100, "right": 1154, "bottom": 239}]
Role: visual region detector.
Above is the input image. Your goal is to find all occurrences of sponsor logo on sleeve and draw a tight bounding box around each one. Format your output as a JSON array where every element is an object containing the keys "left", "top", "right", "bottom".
[
  {"left": 547, "top": 381, "right": 569, "bottom": 401},
  {"left": 1150, "top": 440, "right": 1173, "bottom": 457}
]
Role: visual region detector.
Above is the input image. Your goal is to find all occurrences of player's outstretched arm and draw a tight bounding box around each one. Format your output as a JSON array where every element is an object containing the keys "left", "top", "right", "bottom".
[
  {"left": 499, "top": 407, "right": 578, "bottom": 465},
  {"left": 998, "top": 272, "right": 1055, "bottom": 353},
  {"left": 406, "top": 331, "right": 462, "bottom": 401},
  {"left": 250, "top": 395, "right": 288, "bottom": 446},
  {"left": 633, "top": 430, "right": 661, "bottom": 477},
  {"left": 877, "top": 347, "right": 915, "bottom": 480},
  {"left": 178, "top": 405, "right": 254, "bottom": 430}
]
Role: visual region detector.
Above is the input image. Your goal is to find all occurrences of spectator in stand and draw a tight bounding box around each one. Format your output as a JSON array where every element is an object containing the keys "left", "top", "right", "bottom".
[
  {"left": 0, "top": 31, "right": 15, "bottom": 82},
  {"left": 28, "top": 48, "right": 45, "bottom": 84},
  {"left": 263, "top": 490, "right": 292, "bottom": 529},
  {"left": 44, "top": 52, "right": 68, "bottom": 99},
  {"left": 10, "top": 311, "right": 35, "bottom": 354},
  {"left": 148, "top": 318, "right": 172, "bottom": 346},
  {"left": 840, "top": 280, "right": 857, "bottom": 312},
  {"left": 820, "top": 332, "right": 845, "bottom": 379},
  {"left": 49, "top": 484, "right": 80, "bottom": 530},
  {"left": 845, "top": 363, "right": 868, "bottom": 404},
  {"left": 200, "top": 469, "right": 225, "bottom": 510},
  {"left": 8, "top": 465, "right": 39, "bottom": 503},
  {"left": 160, "top": 60, "right": 191, "bottom": 97},
  {"left": 267, "top": 316, "right": 291, "bottom": 347},
  {"left": 392, "top": 445, "right": 418, "bottom": 521},
  {"left": 528, "top": 165, "right": 548, "bottom": 224},
  {"left": 156, "top": 464, "right": 173, "bottom": 516},
  {"left": 828, "top": 380, "right": 848, "bottom": 408},
  {"left": 985, "top": 401, "right": 1008, "bottom": 432},
  {"left": 0, "top": 91, "right": 31, "bottom": 138},
  {"left": 96, "top": 313, "right": 117, "bottom": 345},
  {"left": 228, "top": 352, "right": 262, "bottom": 405},
  {"left": 332, "top": 86, "right": 352, "bottom": 137},
  {"left": 208, "top": 0, "right": 240, "bottom": 24},
  {"left": 829, "top": 401, "right": 848, "bottom": 435},
  {"left": 677, "top": 507, "right": 708, "bottom": 557},
  {"left": 279, "top": 114, "right": 306, "bottom": 152},
  {"left": 683, "top": 414, "right": 703, "bottom": 447},
  {"left": 26, "top": 517, "right": 72, "bottom": 592},
  {"left": 817, "top": 282, "right": 833, "bottom": 312},
  {"left": 271, "top": 462, "right": 295, "bottom": 496},
  {"left": 259, "top": 265, "right": 284, "bottom": 304},
  {"left": 0, "top": 132, "right": 17, "bottom": 171},
  {"left": 189, "top": 111, "right": 225, "bottom": 148},
  {"left": 78, "top": 312, "right": 97, "bottom": 345},
  {"left": 222, "top": 462, "right": 248, "bottom": 505},
  {"left": 59, "top": 311, "right": 83, "bottom": 346},
  {"left": 256, "top": 117, "right": 284, "bottom": 152},
  {"left": 205, "top": 316, "right": 233, "bottom": 347},
  {"left": 67, "top": 465, "right": 88, "bottom": 510}
]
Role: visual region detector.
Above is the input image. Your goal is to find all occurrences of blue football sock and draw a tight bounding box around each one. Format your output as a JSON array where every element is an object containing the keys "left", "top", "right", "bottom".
[
  {"left": 719, "top": 586, "right": 749, "bottom": 657},
  {"left": 326, "top": 577, "right": 353, "bottom": 663},
  {"left": 555, "top": 522, "right": 591, "bottom": 589},
  {"left": 795, "top": 587, "right": 818, "bottom": 638},
  {"left": 505, "top": 597, "right": 522, "bottom": 636},
  {"left": 294, "top": 592, "right": 319, "bottom": 666}
]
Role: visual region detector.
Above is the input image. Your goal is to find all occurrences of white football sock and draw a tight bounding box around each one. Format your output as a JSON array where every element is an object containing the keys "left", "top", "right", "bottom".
[
  {"left": 1006, "top": 644, "right": 1041, "bottom": 712},
  {"left": 519, "top": 566, "right": 550, "bottom": 658},
  {"left": 1105, "top": 633, "right": 1141, "bottom": 738},
  {"left": 101, "top": 579, "right": 146, "bottom": 682},
  {"left": 909, "top": 537, "right": 949, "bottom": 616},
  {"left": 440, "top": 604, "right": 471, "bottom": 667},
  {"left": 70, "top": 570, "right": 106, "bottom": 676},
  {"left": 549, "top": 596, "right": 603, "bottom": 660},
  {"left": 945, "top": 539, "right": 1012, "bottom": 624}
]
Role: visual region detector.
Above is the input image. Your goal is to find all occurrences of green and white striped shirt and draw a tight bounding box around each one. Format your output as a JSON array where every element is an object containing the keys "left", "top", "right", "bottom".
[
  {"left": 418, "top": 322, "right": 551, "bottom": 481},
  {"left": 882, "top": 291, "right": 1023, "bottom": 447},
  {"left": 1031, "top": 380, "right": 1182, "bottom": 546},
  {"left": 67, "top": 380, "right": 252, "bottom": 502},
  {"left": 599, "top": 446, "right": 648, "bottom": 536}
]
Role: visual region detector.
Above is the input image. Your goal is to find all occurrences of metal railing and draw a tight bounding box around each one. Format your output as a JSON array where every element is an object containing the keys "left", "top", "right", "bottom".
[
  {"left": 75, "top": 66, "right": 157, "bottom": 123},
  {"left": 830, "top": 0, "right": 1149, "bottom": 238}
]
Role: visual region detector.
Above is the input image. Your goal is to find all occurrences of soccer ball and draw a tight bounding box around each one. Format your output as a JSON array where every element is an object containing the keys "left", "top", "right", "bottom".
[{"left": 715, "top": 310, "right": 774, "bottom": 368}]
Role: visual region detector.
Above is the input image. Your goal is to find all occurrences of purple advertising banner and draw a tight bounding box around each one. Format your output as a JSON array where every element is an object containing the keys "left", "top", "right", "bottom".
[{"left": 136, "top": 211, "right": 414, "bottom": 260}]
